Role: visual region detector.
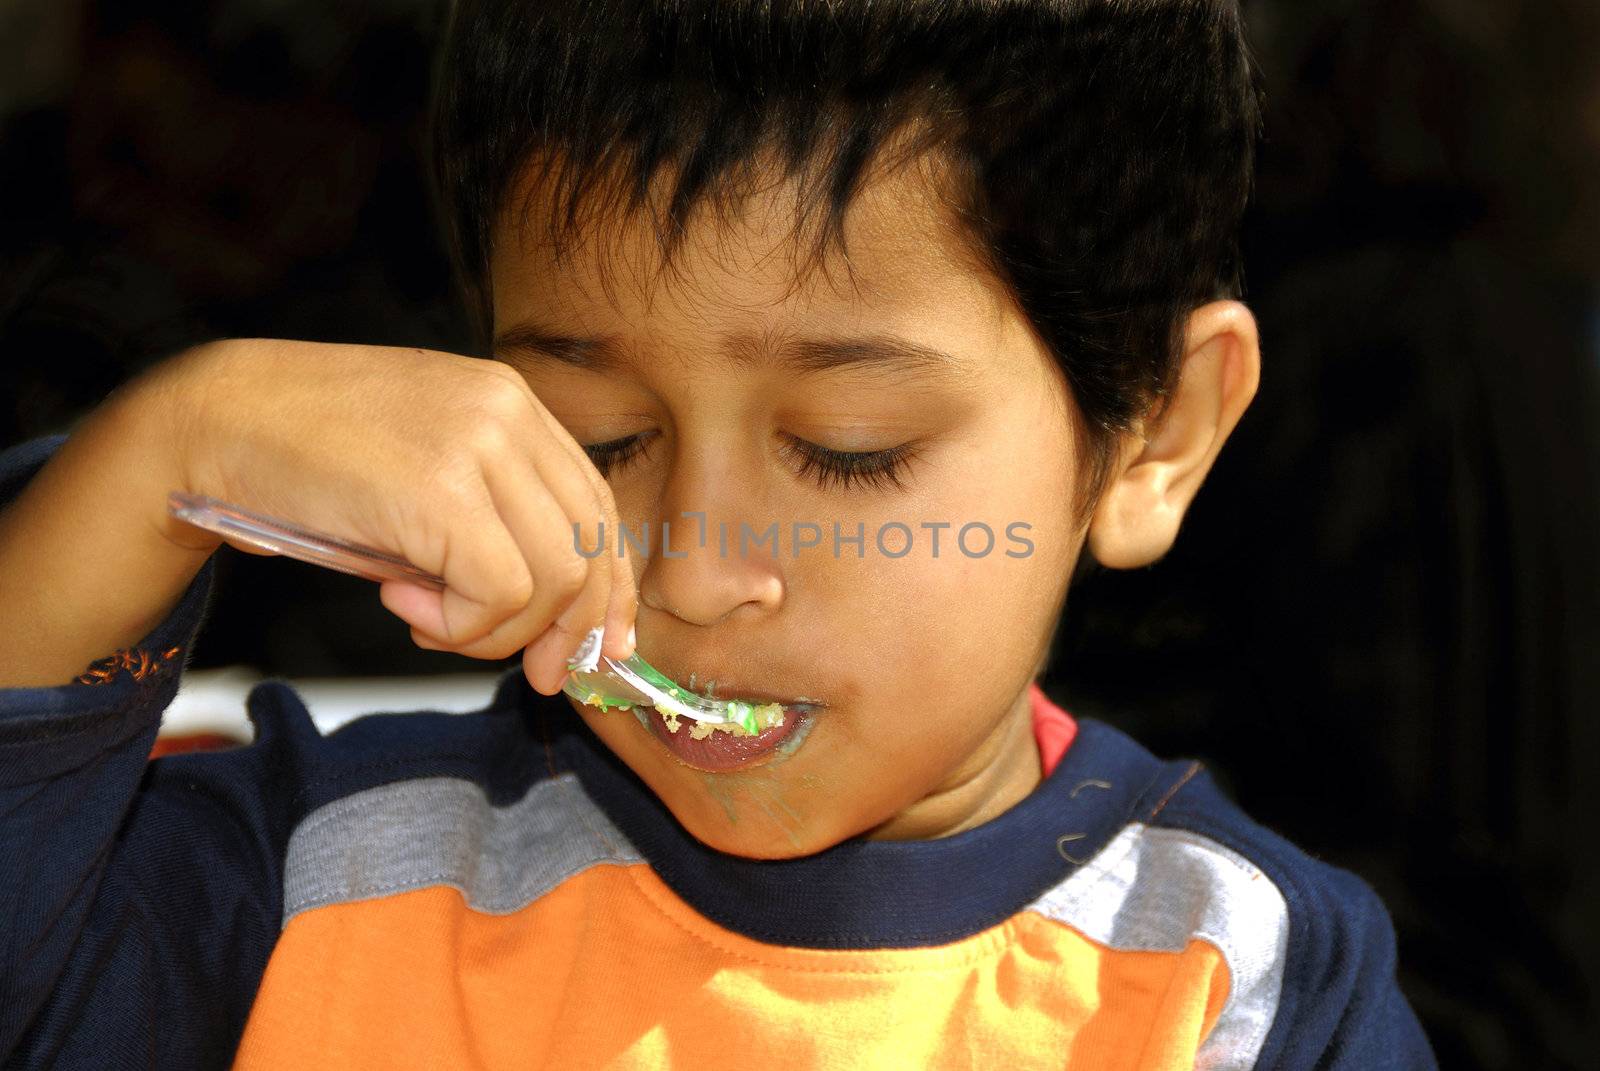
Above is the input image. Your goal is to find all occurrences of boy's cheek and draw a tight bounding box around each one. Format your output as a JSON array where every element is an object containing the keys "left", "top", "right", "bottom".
[{"left": 853, "top": 540, "right": 1054, "bottom": 681}]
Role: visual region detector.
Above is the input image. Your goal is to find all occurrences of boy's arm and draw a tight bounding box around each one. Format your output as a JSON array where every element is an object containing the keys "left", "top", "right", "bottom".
[{"left": 0, "top": 431, "right": 279, "bottom": 1067}]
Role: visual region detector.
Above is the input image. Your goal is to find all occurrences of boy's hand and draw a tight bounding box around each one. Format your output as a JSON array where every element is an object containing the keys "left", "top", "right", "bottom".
[{"left": 146, "top": 338, "right": 637, "bottom": 694}]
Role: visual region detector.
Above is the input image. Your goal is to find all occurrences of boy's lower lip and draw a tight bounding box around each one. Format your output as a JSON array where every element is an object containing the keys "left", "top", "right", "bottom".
[{"left": 645, "top": 702, "right": 818, "bottom": 772}]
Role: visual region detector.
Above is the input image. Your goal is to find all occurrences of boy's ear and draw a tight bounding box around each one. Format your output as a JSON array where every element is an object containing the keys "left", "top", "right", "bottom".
[{"left": 1085, "top": 300, "right": 1261, "bottom": 570}]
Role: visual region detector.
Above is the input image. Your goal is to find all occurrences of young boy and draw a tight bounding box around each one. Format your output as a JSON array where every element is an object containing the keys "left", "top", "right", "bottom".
[{"left": 0, "top": 0, "right": 1436, "bottom": 1067}]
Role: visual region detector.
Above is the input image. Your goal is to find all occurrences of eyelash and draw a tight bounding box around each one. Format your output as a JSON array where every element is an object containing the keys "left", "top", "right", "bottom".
[
  {"left": 778, "top": 435, "right": 918, "bottom": 492},
  {"left": 581, "top": 432, "right": 917, "bottom": 492},
  {"left": 582, "top": 435, "right": 652, "bottom": 478}
]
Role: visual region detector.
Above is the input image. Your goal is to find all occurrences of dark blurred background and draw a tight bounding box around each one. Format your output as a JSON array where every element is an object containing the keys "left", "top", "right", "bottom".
[{"left": 2, "top": 1, "right": 1597, "bottom": 1066}]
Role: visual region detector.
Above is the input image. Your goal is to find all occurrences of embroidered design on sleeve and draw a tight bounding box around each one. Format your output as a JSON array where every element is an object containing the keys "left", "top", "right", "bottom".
[{"left": 75, "top": 645, "right": 183, "bottom": 686}]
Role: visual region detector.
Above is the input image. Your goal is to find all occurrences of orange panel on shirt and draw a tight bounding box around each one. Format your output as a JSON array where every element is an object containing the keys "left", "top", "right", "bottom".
[{"left": 235, "top": 863, "right": 1230, "bottom": 1070}]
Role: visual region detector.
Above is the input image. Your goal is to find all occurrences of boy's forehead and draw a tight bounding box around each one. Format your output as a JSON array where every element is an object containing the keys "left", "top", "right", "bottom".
[{"left": 488, "top": 151, "right": 993, "bottom": 327}]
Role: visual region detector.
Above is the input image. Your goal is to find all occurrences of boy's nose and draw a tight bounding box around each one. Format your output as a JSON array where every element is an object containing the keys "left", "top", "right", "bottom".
[{"left": 635, "top": 508, "right": 785, "bottom": 627}]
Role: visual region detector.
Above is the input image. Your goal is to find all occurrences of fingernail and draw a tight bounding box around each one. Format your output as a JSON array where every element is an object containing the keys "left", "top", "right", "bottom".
[
  {"left": 566, "top": 625, "right": 604, "bottom": 673},
  {"left": 626, "top": 624, "right": 637, "bottom": 655}
]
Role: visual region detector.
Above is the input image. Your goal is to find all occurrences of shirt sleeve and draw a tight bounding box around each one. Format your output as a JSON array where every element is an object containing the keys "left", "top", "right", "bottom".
[
  {"left": 1264, "top": 861, "right": 1438, "bottom": 1070},
  {"left": 1145, "top": 758, "right": 1437, "bottom": 1070},
  {"left": 0, "top": 432, "right": 281, "bottom": 1069}
]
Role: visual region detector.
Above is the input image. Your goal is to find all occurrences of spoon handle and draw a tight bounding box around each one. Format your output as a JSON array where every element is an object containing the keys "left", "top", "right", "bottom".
[{"left": 168, "top": 491, "right": 448, "bottom": 591}]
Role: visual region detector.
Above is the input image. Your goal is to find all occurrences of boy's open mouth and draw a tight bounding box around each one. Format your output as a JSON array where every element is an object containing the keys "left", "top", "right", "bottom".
[{"left": 641, "top": 690, "right": 822, "bottom": 773}]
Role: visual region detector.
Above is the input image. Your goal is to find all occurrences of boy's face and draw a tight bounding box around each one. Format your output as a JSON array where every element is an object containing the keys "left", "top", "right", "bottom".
[{"left": 491, "top": 156, "right": 1087, "bottom": 858}]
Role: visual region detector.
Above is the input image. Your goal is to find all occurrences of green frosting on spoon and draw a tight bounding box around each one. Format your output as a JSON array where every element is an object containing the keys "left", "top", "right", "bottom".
[{"left": 570, "top": 653, "right": 775, "bottom": 735}]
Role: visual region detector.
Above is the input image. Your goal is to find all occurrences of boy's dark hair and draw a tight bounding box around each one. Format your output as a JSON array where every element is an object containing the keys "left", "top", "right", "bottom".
[{"left": 431, "top": 0, "right": 1263, "bottom": 529}]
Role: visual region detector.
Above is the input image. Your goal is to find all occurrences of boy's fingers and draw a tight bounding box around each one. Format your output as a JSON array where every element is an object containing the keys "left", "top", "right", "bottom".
[
  {"left": 426, "top": 364, "right": 632, "bottom": 686},
  {"left": 385, "top": 491, "right": 535, "bottom": 646},
  {"left": 584, "top": 442, "right": 638, "bottom": 662},
  {"left": 519, "top": 388, "right": 639, "bottom": 662},
  {"left": 425, "top": 451, "right": 592, "bottom": 667},
  {"left": 379, "top": 580, "right": 448, "bottom": 639},
  {"left": 511, "top": 437, "right": 618, "bottom": 692},
  {"left": 602, "top": 536, "right": 639, "bottom": 660}
]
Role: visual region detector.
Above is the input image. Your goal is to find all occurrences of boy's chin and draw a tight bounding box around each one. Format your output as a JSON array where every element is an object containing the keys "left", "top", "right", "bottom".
[
  {"left": 581, "top": 704, "right": 857, "bottom": 859},
  {"left": 678, "top": 814, "right": 839, "bottom": 861},
  {"left": 629, "top": 770, "right": 861, "bottom": 861}
]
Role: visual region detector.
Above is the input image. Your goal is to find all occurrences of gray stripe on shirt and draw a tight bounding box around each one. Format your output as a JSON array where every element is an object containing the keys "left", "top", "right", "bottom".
[{"left": 281, "top": 774, "right": 643, "bottom": 923}]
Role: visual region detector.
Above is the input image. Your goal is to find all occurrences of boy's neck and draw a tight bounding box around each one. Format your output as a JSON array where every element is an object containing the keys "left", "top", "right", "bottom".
[{"left": 864, "top": 685, "right": 1044, "bottom": 841}]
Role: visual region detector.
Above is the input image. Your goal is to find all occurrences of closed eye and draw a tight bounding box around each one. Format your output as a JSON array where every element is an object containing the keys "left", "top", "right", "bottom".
[
  {"left": 778, "top": 434, "right": 918, "bottom": 493},
  {"left": 580, "top": 430, "right": 918, "bottom": 493},
  {"left": 581, "top": 432, "right": 653, "bottom": 477}
]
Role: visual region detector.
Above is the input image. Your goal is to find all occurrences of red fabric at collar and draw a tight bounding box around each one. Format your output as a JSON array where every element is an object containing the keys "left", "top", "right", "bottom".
[{"left": 1029, "top": 680, "right": 1079, "bottom": 778}]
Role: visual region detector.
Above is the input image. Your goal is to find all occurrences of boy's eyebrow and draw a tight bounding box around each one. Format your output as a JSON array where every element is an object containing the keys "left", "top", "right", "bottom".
[
  {"left": 771, "top": 336, "right": 964, "bottom": 378},
  {"left": 494, "top": 322, "right": 968, "bottom": 381},
  {"left": 494, "top": 324, "right": 621, "bottom": 371}
]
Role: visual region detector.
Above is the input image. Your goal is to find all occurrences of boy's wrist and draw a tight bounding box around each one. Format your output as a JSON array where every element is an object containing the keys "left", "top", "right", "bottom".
[
  {"left": 101, "top": 342, "right": 230, "bottom": 555},
  {"left": 0, "top": 369, "right": 219, "bottom": 687}
]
